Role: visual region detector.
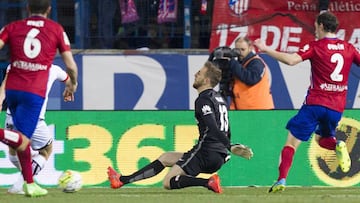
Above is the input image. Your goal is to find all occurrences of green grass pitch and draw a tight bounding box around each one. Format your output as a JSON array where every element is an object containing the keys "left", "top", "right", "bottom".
[{"left": 1, "top": 187, "right": 360, "bottom": 203}]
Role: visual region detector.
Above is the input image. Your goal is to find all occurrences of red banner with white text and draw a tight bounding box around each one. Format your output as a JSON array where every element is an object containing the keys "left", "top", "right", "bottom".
[{"left": 210, "top": 0, "right": 360, "bottom": 52}]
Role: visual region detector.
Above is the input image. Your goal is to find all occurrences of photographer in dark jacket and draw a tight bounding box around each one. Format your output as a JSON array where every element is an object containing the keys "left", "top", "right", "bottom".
[{"left": 229, "top": 36, "right": 274, "bottom": 110}]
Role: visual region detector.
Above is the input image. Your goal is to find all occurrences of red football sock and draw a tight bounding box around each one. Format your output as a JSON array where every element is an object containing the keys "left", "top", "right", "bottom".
[
  {"left": 278, "top": 146, "right": 295, "bottom": 180},
  {"left": 318, "top": 137, "right": 336, "bottom": 150},
  {"left": 17, "top": 144, "right": 34, "bottom": 184}
]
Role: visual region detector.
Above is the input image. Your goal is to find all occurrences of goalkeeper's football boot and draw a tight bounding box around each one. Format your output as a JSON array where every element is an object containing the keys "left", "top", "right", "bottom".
[
  {"left": 107, "top": 166, "right": 124, "bottom": 189},
  {"left": 335, "top": 140, "right": 351, "bottom": 173},
  {"left": 268, "top": 178, "right": 286, "bottom": 193},
  {"left": 23, "top": 182, "right": 48, "bottom": 197},
  {"left": 207, "top": 174, "right": 223, "bottom": 193}
]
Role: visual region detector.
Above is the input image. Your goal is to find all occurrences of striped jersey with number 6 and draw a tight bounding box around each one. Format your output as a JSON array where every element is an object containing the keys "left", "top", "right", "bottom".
[{"left": 0, "top": 16, "right": 71, "bottom": 97}]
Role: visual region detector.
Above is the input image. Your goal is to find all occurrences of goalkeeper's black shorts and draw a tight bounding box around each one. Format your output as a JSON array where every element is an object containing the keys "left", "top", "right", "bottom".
[{"left": 176, "top": 146, "right": 227, "bottom": 177}]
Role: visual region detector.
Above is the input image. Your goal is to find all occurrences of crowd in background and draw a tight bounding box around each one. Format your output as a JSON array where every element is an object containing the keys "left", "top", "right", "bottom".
[{"left": 0, "top": 0, "right": 213, "bottom": 51}]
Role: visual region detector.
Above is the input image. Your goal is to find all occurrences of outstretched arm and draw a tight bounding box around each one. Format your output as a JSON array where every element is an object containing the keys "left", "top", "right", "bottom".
[
  {"left": 0, "top": 72, "right": 7, "bottom": 109},
  {"left": 253, "top": 39, "right": 303, "bottom": 66},
  {"left": 0, "top": 39, "right": 4, "bottom": 50}
]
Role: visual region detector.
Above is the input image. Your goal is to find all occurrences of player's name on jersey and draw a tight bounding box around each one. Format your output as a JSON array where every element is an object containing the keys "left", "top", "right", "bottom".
[
  {"left": 328, "top": 43, "right": 345, "bottom": 50},
  {"left": 12, "top": 60, "right": 47, "bottom": 71},
  {"left": 27, "top": 20, "right": 45, "bottom": 27}
]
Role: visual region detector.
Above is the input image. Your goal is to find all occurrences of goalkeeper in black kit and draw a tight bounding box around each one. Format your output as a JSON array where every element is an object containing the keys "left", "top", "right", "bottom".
[{"left": 108, "top": 61, "right": 251, "bottom": 193}]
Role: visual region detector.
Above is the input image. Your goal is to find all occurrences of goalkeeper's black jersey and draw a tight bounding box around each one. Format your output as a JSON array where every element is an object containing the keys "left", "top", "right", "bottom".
[{"left": 194, "top": 89, "right": 230, "bottom": 154}]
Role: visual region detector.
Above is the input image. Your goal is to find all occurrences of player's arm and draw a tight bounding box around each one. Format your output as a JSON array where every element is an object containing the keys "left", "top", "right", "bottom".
[
  {"left": 56, "top": 26, "right": 77, "bottom": 92},
  {"left": 0, "top": 39, "right": 4, "bottom": 50},
  {"left": 352, "top": 45, "right": 360, "bottom": 66},
  {"left": 51, "top": 64, "right": 68, "bottom": 82},
  {"left": 0, "top": 72, "right": 7, "bottom": 109},
  {"left": 253, "top": 39, "right": 303, "bottom": 66},
  {"left": 61, "top": 51, "right": 78, "bottom": 100},
  {"left": 0, "top": 64, "right": 10, "bottom": 110},
  {"left": 61, "top": 51, "right": 78, "bottom": 86},
  {"left": 0, "top": 25, "right": 9, "bottom": 50},
  {"left": 50, "top": 64, "right": 73, "bottom": 102}
]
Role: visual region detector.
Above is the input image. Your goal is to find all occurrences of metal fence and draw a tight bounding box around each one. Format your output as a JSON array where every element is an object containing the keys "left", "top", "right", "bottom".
[{"left": 0, "top": 0, "right": 213, "bottom": 50}]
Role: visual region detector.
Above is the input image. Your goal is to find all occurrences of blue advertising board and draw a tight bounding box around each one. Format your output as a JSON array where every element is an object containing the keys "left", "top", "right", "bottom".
[{"left": 51, "top": 53, "right": 360, "bottom": 110}]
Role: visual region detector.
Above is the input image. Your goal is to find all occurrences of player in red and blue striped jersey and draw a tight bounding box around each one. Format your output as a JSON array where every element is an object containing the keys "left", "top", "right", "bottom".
[
  {"left": 0, "top": 64, "right": 69, "bottom": 194},
  {"left": 0, "top": 0, "right": 77, "bottom": 197},
  {"left": 254, "top": 11, "right": 360, "bottom": 193}
]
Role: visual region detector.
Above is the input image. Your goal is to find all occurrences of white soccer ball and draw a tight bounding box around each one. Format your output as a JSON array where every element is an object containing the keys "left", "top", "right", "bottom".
[{"left": 58, "top": 170, "right": 83, "bottom": 193}]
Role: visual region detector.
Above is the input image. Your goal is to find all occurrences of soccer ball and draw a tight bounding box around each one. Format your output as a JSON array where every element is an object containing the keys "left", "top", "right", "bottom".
[{"left": 58, "top": 170, "right": 82, "bottom": 193}]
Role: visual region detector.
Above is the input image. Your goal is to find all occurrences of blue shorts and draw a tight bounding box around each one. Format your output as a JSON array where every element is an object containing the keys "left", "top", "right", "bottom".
[
  {"left": 286, "top": 105, "right": 342, "bottom": 141},
  {"left": 6, "top": 90, "right": 44, "bottom": 138}
]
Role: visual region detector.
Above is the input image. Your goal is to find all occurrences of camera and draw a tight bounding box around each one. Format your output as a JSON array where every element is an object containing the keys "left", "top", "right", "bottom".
[
  {"left": 208, "top": 46, "right": 239, "bottom": 98},
  {"left": 208, "top": 46, "right": 240, "bottom": 61}
]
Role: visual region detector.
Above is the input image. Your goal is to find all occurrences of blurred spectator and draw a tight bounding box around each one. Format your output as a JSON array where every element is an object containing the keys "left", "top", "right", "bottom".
[
  {"left": 0, "top": 1, "right": 27, "bottom": 82},
  {"left": 319, "top": 0, "right": 330, "bottom": 13},
  {"left": 0, "top": 1, "right": 7, "bottom": 29},
  {"left": 0, "top": 0, "right": 9, "bottom": 85},
  {"left": 96, "top": 0, "right": 120, "bottom": 48}
]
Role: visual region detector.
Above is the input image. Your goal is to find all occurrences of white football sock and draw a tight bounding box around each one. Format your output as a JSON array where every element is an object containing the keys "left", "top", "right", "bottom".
[
  {"left": 32, "top": 154, "right": 47, "bottom": 175},
  {"left": 9, "top": 154, "right": 21, "bottom": 170}
]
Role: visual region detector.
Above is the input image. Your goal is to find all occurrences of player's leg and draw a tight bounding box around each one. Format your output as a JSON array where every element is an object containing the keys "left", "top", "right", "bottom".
[
  {"left": 22, "top": 121, "right": 53, "bottom": 196},
  {"left": 9, "top": 146, "right": 52, "bottom": 192},
  {"left": 164, "top": 149, "right": 225, "bottom": 193},
  {"left": 8, "top": 145, "right": 51, "bottom": 195},
  {"left": 0, "top": 129, "right": 33, "bottom": 185},
  {"left": 30, "top": 120, "right": 53, "bottom": 176},
  {"left": 7, "top": 90, "right": 47, "bottom": 197},
  {"left": 269, "top": 132, "right": 300, "bottom": 193},
  {"left": 8, "top": 147, "right": 24, "bottom": 194},
  {"left": 166, "top": 167, "right": 222, "bottom": 193},
  {"left": 315, "top": 109, "right": 350, "bottom": 172},
  {"left": 335, "top": 140, "right": 351, "bottom": 172},
  {"left": 316, "top": 135, "right": 336, "bottom": 150},
  {"left": 6, "top": 114, "right": 30, "bottom": 194},
  {"left": 6, "top": 116, "right": 52, "bottom": 194},
  {"left": 269, "top": 105, "right": 318, "bottom": 193},
  {"left": 107, "top": 152, "right": 183, "bottom": 189},
  {"left": 120, "top": 152, "right": 182, "bottom": 183},
  {"left": 7, "top": 147, "right": 40, "bottom": 194},
  {"left": 0, "top": 129, "right": 31, "bottom": 183},
  {"left": 313, "top": 109, "right": 340, "bottom": 151}
]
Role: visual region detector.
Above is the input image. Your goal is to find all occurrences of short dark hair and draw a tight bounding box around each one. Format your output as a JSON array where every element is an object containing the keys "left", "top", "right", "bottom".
[
  {"left": 317, "top": 12, "right": 339, "bottom": 33},
  {"left": 28, "top": 0, "right": 51, "bottom": 14},
  {"left": 204, "top": 61, "right": 222, "bottom": 87}
]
